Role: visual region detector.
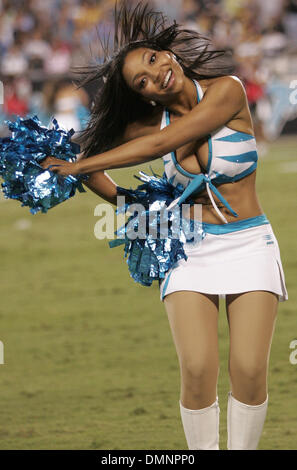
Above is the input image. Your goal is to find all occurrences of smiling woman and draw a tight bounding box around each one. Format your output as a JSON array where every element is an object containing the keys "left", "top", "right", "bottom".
[
  {"left": 40, "top": 0, "right": 288, "bottom": 451},
  {"left": 123, "top": 49, "right": 176, "bottom": 93},
  {"left": 67, "top": 1, "right": 234, "bottom": 159}
]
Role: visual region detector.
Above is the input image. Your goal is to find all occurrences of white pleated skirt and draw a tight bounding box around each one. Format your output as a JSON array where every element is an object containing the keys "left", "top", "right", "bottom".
[{"left": 159, "top": 215, "right": 288, "bottom": 302}]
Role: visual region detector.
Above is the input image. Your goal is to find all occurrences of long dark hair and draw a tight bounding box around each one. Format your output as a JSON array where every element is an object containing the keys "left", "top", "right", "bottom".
[{"left": 72, "top": 0, "right": 235, "bottom": 158}]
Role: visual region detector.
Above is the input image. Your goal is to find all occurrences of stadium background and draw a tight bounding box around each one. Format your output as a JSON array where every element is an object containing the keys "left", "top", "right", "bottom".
[{"left": 0, "top": 0, "right": 296, "bottom": 450}]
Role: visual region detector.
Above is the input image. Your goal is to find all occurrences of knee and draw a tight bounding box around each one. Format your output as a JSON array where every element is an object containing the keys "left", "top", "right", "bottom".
[
  {"left": 229, "top": 359, "right": 267, "bottom": 400},
  {"left": 181, "top": 358, "right": 219, "bottom": 387},
  {"left": 229, "top": 357, "right": 267, "bottom": 383}
]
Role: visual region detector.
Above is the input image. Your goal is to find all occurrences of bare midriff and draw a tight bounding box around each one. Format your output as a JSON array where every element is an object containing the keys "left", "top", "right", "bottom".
[{"left": 188, "top": 170, "right": 264, "bottom": 224}]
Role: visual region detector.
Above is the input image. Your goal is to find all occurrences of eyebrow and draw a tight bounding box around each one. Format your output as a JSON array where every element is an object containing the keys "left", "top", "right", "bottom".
[{"left": 132, "top": 51, "right": 148, "bottom": 85}]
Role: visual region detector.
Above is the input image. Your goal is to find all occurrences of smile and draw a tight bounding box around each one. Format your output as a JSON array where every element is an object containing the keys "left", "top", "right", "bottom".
[{"left": 162, "top": 69, "right": 174, "bottom": 89}]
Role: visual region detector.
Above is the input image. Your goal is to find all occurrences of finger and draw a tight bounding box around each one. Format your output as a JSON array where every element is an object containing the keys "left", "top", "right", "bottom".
[
  {"left": 47, "top": 164, "right": 62, "bottom": 170},
  {"left": 39, "top": 157, "right": 54, "bottom": 168}
]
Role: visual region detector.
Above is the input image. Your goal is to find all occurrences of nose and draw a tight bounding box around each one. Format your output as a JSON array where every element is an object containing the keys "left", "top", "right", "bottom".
[
  {"left": 145, "top": 65, "right": 160, "bottom": 84},
  {"left": 153, "top": 69, "right": 160, "bottom": 84},
  {"left": 141, "top": 52, "right": 171, "bottom": 87}
]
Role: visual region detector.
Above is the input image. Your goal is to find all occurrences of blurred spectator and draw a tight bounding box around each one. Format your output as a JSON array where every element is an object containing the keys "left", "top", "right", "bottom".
[
  {"left": 44, "top": 38, "right": 72, "bottom": 76},
  {"left": 2, "top": 77, "right": 29, "bottom": 117},
  {"left": 254, "top": 0, "right": 285, "bottom": 30},
  {"left": 283, "top": 0, "right": 297, "bottom": 41},
  {"left": 72, "top": 0, "right": 108, "bottom": 31},
  {"left": 35, "top": 77, "right": 90, "bottom": 134},
  {"left": 183, "top": 0, "right": 200, "bottom": 23},
  {"left": 23, "top": 27, "right": 52, "bottom": 62},
  {"left": 153, "top": 0, "right": 183, "bottom": 22},
  {"left": 55, "top": 4, "right": 75, "bottom": 44},
  {"left": 1, "top": 43, "right": 28, "bottom": 76}
]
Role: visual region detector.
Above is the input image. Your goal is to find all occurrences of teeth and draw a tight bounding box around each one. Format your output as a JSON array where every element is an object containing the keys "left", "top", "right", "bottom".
[{"left": 163, "top": 70, "right": 172, "bottom": 88}]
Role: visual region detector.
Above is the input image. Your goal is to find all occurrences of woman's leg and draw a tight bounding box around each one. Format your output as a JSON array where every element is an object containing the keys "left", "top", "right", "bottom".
[
  {"left": 226, "top": 290, "right": 279, "bottom": 450},
  {"left": 164, "top": 290, "right": 220, "bottom": 449}
]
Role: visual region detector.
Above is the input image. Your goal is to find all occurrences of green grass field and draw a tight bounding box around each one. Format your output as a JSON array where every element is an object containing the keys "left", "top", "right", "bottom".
[{"left": 0, "top": 136, "right": 296, "bottom": 450}]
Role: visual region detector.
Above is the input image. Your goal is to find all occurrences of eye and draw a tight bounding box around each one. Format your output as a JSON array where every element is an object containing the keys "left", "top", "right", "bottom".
[
  {"left": 150, "top": 53, "right": 156, "bottom": 64},
  {"left": 138, "top": 53, "right": 156, "bottom": 89},
  {"left": 139, "top": 78, "right": 146, "bottom": 89}
]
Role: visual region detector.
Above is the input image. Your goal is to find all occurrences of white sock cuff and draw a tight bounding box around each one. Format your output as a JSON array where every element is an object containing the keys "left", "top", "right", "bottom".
[
  {"left": 179, "top": 397, "right": 219, "bottom": 415},
  {"left": 228, "top": 391, "right": 268, "bottom": 411}
]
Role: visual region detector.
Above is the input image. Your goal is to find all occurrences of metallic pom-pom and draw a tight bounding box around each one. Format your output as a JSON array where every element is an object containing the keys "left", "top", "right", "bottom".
[
  {"left": 109, "top": 168, "right": 205, "bottom": 286},
  {"left": 0, "top": 115, "right": 89, "bottom": 214}
]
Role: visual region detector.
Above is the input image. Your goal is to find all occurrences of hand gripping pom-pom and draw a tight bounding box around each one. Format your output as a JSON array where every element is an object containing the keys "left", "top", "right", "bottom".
[{"left": 0, "top": 115, "right": 89, "bottom": 214}]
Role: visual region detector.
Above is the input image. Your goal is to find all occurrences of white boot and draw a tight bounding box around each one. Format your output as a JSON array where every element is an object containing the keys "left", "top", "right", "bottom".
[
  {"left": 179, "top": 397, "right": 220, "bottom": 450},
  {"left": 227, "top": 391, "right": 268, "bottom": 450}
]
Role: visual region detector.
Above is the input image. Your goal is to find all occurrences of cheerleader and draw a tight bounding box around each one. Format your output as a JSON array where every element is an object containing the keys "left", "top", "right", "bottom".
[{"left": 41, "top": 1, "right": 288, "bottom": 450}]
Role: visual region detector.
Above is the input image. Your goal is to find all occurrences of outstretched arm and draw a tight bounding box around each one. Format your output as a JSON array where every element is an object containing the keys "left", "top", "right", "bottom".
[
  {"left": 42, "top": 77, "right": 245, "bottom": 176},
  {"left": 74, "top": 121, "right": 157, "bottom": 205},
  {"left": 78, "top": 77, "right": 245, "bottom": 173}
]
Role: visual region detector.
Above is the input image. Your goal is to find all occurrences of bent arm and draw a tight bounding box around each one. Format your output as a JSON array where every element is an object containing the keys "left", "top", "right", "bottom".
[
  {"left": 77, "top": 77, "right": 245, "bottom": 174},
  {"left": 79, "top": 122, "right": 156, "bottom": 205},
  {"left": 83, "top": 171, "right": 118, "bottom": 206}
]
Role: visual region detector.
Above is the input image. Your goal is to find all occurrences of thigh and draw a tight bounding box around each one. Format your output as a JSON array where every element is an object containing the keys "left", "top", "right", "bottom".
[
  {"left": 164, "top": 291, "right": 220, "bottom": 369},
  {"left": 226, "top": 290, "right": 279, "bottom": 369}
]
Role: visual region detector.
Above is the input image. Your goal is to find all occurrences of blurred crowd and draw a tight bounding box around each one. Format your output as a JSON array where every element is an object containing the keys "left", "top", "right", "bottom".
[
  {"left": 0, "top": 0, "right": 297, "bottom": 146},
  {"left": 183, "top": 0, "right": 297, "bottom": 148}
]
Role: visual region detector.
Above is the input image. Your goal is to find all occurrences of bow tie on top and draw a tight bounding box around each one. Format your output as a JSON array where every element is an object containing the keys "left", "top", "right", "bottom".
[{"left": 167, "top": 172, "right": 238, "bottom": 224}]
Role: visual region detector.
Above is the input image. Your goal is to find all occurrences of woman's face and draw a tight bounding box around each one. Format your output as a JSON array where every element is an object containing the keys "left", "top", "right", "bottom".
[{"left": 122, "top": 47, "right": 185, "bottom": 103}]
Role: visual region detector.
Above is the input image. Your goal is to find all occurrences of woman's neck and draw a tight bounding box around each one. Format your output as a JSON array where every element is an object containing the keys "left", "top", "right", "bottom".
[{"left": 160, "top": 77, "right": 198, "bottom": 116}]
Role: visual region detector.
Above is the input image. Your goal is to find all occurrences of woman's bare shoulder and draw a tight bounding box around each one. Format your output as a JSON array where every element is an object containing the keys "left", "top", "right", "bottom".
[
  {"left": 198, "top": 75, "right": 251, "bottom": 132},
  {"left": 201, "top": 75, "right": 246, "bottom": 100}
]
